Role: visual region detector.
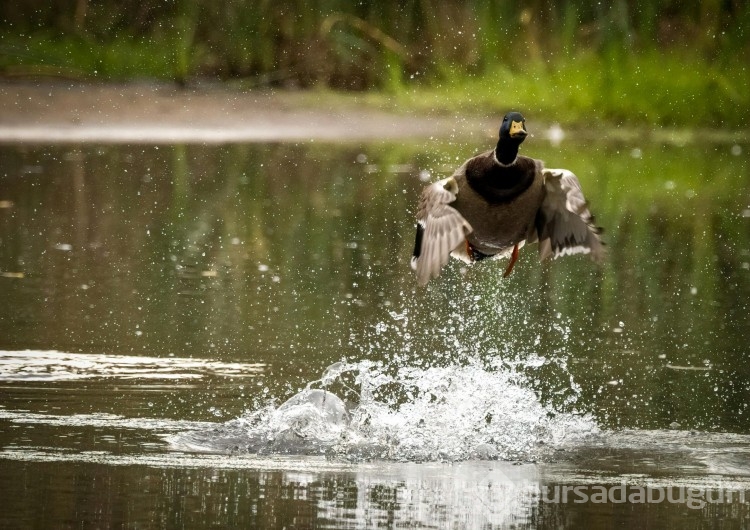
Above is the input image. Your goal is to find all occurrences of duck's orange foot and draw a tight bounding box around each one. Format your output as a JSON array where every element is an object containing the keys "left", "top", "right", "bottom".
[{"left": 502, "top": 244, "right": 520, "bottom": 278}]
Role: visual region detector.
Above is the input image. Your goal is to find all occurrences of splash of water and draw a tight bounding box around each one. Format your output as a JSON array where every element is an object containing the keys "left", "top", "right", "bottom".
[
  {"left": 168, "top": 357, "right": 597, "bottom": 461},
  {"left": 170, "top": 278, "right": 598, "bottom": 461}
]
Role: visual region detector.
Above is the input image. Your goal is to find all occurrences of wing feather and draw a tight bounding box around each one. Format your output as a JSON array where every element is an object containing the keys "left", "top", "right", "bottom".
[
  {"left": 411, "top": 176, "right": 472, "bottom": 285},
  {"left": 538, "top": 169, "right": 603, "bottom": 262}
]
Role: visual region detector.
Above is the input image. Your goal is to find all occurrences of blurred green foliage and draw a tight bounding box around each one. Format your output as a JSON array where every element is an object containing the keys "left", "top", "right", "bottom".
[{"left": 1, "top": 1, "right": 749, "bottom": 126}]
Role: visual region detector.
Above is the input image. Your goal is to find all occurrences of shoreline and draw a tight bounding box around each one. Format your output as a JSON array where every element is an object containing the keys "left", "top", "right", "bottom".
[
  {"left": 0, "top": 80, "right": 491, "bottom": 144},
  {"left": 1, "top": 81, "right": 747, "bottom": 145}
]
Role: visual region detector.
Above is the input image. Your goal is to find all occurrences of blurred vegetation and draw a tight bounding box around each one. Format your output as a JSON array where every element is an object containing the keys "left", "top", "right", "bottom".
[{"left": 1, "top": 1, "right": 749, "bottom": 126}]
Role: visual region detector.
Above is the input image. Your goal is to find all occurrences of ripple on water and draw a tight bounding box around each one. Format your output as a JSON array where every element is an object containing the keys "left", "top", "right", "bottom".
[{"left": 0, "top": 350, "right": 266, "bottom": 381}]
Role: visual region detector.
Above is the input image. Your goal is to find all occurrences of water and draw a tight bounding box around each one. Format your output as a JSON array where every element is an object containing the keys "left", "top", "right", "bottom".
[
  {"left": 1, "top": 138, "right": 749, "bottom": 528},
  {"left": 166, "top": 358, "right": 595, "bottom": 461}
]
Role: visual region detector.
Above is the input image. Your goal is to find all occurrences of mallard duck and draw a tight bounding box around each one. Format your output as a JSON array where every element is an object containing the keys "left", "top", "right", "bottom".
[{"left": 411, "top": 111, "right": 603, "bottom": 286}]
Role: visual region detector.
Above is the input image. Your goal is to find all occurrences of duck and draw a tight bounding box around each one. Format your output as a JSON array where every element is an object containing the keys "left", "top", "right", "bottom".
[{"left": 411, "top": 111, "right": 603, "bottom": 286}]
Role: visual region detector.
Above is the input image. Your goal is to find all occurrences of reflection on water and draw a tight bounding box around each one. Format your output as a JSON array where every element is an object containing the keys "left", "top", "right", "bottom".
[
  {"left": 0, "top": 139, "right": 749, "bottom": 527},
  {"left": 0, "top": 349, "right": 265, "bottom": 381},
  {"left": 5, "top": 433, "right": 750, "bottom": 528},
  {"left": 1, "top": 140, "right": 748, "bottom": 429}
]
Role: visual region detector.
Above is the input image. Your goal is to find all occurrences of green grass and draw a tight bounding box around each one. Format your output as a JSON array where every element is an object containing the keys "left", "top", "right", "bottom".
[
  {"left": 0, "top": 32, "right": 175, "bottom": 79},
  {"left": 376, "top": 51, "right": 750, "bottom": 129}
]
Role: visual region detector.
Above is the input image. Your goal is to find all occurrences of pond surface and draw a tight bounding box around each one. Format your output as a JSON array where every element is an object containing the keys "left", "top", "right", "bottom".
[{"left": 1, "top": 135, "right": 749, "bottom": 528}]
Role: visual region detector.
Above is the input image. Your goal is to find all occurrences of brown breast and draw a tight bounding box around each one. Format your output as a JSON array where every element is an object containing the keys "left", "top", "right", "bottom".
[{"left": 452, "top": 153, "right": 545, "bottom": 254}]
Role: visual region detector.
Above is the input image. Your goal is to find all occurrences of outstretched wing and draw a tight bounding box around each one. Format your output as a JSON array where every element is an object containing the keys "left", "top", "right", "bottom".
[
  {"left": 537, "top": 168, "right": 603, "bottom": 262},
  {"left": 411, "top": 176, "right": 473, "bottom": 286}
]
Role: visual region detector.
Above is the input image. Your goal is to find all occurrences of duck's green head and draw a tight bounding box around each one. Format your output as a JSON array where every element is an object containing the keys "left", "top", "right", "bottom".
[{"left": 499, "top": 112, "right": 527, "bottom": 143}]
